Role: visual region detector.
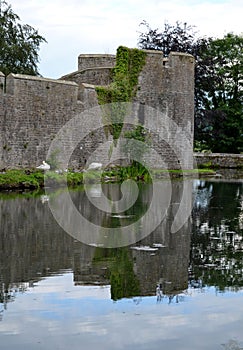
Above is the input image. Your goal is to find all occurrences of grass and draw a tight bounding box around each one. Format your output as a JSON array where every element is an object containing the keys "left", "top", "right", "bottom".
[
  {"left": 151, "top": 168, "right": 216, "bottom": 178},
  {"left": 0, "top": 169, "right": 44, "bottom": 190},
  {"left": 0, "top": 166, "right": 216, "bottom": 191},
  {"left": 0, "top": 169, "right": 84, "bottom": 190}
]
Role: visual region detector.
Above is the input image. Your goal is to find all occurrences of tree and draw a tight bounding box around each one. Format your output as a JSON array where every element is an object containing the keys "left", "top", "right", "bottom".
[
  {"left": 138, "top": 20, "right": 198, "bottom": 56},
  {"left": 0, "top": 0, "right": 46, "bottom": 76},
  {"left": 195, "top": 33, "right": 243, "bottom": 153},
  {"left": 138, "top": 21, "right": 243, "bottom": 153}
]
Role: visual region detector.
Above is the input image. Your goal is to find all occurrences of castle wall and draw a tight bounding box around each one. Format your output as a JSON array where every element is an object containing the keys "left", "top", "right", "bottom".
[
  {"left": 0, "top": 49, "right": 195, "bottom": 170},
  {"left": 195, "top": 153, "right": 243, "bottom": 169},
  {"left": 61, "top": 67, "right": 113, "bottom": 86},
  {"left": 78, "top": 83, "right": 99, "bottom": 109},
  {"left": 78, "top": 54, "right": 116, "bottom": 71},
  {"left": 0, "top": 71, "right": 5, "bottom": 92},
  {"left": 0, "top": 73, "right": 5, "bottom": 162},
  {"left": 0, "top": 74, "right": 81, "bottom": 168},
  {"left": 61, "top": 54, "right": 116, "bottom": 99},
  {"left": 135, "top": 50, "right": 195, "bottom": 169},
  {"left": 0, "top": 72, "right": 5, "bottom": 122}
]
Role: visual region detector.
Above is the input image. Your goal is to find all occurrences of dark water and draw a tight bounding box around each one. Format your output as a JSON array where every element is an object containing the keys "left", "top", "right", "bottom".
[{"left": 0, "top": 179, "right": 242, "bottom": 350}]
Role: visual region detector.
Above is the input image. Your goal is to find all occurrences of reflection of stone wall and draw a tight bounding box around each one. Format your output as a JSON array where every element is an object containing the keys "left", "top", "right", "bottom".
[
  {"left": 130, "top": 227, "right": 191, "bottom": 296},
  {"left": 0, "top": 181, "right": 192, "bottom": 298},
  {"left": 0, "top": 196, "right": 74, "bottom": 288},
  {"left": 131, "top": 181, "right": 191, "bottom": 295},
  {"left": 73, "top": 243, "right": 110, "bottom": 285},
  {"left": 73, "top": 181, "right": 192, "bottom": 296}
]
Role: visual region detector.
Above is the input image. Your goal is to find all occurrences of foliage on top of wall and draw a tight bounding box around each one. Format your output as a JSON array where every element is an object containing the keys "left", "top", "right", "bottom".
[{"left": 95, "top": 46, "right": 147, "bottom": 141}]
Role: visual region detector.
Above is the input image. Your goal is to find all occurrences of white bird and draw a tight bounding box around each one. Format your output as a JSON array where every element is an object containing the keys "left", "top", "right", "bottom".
[
  {"left": 36, "top": 161, "right": 50, "bottom": 171},
  {"left": 55, "top": 168, "right": 67, "bottom": 174},
  {"left": 87, "top": 162, "right": 102, "bottom": 170},
  {"left": 40, "top": 194, "right": 49, "bottom": 203}
]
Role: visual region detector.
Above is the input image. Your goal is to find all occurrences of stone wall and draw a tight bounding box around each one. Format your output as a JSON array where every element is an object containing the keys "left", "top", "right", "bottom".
[
  {"left": 0, "top": 71, "right": 4, "bottom": 92},
  {"left": 78, "top": 54, "right": 116, "bottom": 71},
  {"left": 135, "top": 50, "right": 195, "bottom": 169},
  {"left": 0, "top": 48, "right": 195, "bottom": 170},
  {"left": 61, "top": 67, "right": 113, "bottom": 86},
  {"left": 0, "top": 74, "right": 81, "bottom": 168},
  {"left": 0, "top": 72, "right": 5, "bottom": 134},
  {"left": 195, "top": 153, "right": 243, "bottom": 168}
]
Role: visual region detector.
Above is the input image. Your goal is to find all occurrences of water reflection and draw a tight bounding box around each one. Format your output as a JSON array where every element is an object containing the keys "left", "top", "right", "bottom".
[
  {"left": 0, "top": 179, "right": 242, "bottom": 312},
  {"left": 191, "top": 180, "right": 243, "bottom": 292},
  {"left": 0, "top": 180, "right": 243, "bottom": 349}
]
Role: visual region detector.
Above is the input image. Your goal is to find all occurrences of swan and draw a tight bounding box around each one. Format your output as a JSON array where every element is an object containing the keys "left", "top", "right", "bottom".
[
  {"left": 36, "top": 161, "right": 50, "bottom": 171},
  {"left": 87, "top": 162, "right": 102, "bottom": 170},
  {"left": 55, "top": 168, "right": 67, "bottom": 174}
]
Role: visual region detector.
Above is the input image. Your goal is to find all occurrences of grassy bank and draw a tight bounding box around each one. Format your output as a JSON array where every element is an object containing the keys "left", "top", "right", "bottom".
[
  {"left": 0, "top": 167, "right": 216, "bottom": 191},
  {"left": 0, "top": 169, "right": 84, "bottom": 190}
]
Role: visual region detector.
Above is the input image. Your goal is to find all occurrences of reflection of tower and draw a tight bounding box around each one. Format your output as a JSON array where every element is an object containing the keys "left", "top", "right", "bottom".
[
  {"left": 130, "top": 225, "right": 191, "bottom": 296},
  {"left": 72, "top": 181, "right": 192, "bottom": 297},
  {"left": 131, "top": 180, "right": 192, "bottom": 295}
]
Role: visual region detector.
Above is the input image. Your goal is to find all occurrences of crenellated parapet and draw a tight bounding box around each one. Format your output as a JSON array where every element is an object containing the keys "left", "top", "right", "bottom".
[{"left": 78, "top": 53, "right": 116, "bottom": 71}]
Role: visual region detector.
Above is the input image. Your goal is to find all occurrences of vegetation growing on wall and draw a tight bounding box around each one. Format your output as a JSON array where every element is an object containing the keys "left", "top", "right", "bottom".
[
  {"left": 121, "top": 123, "right": 152, "bottom": 179},
  {"left": 95, "top": 46, "right": 147, "bottom": 141}
]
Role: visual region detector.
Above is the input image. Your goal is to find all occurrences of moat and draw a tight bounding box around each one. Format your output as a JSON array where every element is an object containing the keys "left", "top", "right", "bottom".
[{"left": 0, "top": 178, "right": 242, "bottom": 350}]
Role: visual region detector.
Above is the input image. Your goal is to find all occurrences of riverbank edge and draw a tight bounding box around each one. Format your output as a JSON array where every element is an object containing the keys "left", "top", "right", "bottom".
[
  {"left": 0, "top": 167, "right": 216, "bottom": 191},
  {"left": 1, "top": 152, "right": 243, "bottom": 191}
]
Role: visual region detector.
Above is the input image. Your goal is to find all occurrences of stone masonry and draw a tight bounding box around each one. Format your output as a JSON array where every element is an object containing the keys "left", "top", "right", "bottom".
[{"left": 0, "top": 49, "right": 195, "bottom": 170}]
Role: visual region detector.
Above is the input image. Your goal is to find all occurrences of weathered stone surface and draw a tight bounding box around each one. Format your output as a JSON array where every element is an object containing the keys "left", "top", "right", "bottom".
[
  {"left": 78, "top": 54, "right": 116, "bottom": 71},
  {"left": 135, "top": 51, "right": 195, "bottom": 170},
  {"left": 0, "top": 49, "right": 195, "bottom": 170},
  {"left": 61, "top": 67, "right": 113, "bottom": 86},
  {"left": 194, "top": 153, "right": 243, "bottom": 168},
  {"left": 0, "top": 74, "right": 81, "bottom": 168}
]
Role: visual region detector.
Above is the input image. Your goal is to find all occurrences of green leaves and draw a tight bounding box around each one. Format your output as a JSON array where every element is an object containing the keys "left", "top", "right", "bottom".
[
  {"left": 96, "top": 46, "right": 146, "bottom": 142},
  {"left": 196, "top": 33, "right": 243, "bottom": 153},
  {"left": 0, "top": 0, "right": 46, "bottom": 76}
]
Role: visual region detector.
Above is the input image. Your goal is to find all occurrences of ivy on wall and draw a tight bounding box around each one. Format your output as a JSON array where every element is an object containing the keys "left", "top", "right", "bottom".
[{"left": 95, "top": 46, "right": 147, "bottom": 141}]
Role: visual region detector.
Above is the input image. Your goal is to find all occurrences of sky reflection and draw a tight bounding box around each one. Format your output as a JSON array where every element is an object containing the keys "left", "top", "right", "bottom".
[{"left": 0, "top": 272, "right": 243, "bottom": 350}]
